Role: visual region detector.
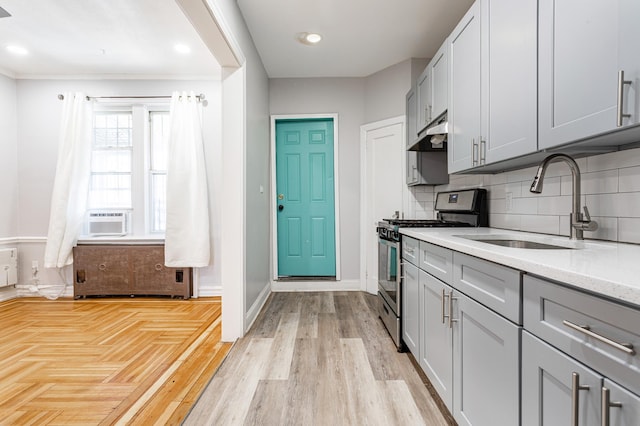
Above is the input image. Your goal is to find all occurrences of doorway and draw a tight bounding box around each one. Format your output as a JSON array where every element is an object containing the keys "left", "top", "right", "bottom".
[
  {"left": 272, "top": 116, "right": 340, "bottom": 279},
  {"left": 360, "top": 116, "right": 408, "bottom": 294}
]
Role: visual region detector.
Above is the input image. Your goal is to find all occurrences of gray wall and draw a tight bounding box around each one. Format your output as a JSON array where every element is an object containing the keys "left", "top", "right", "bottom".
[
  {"left": 269, "top": 77, "right": 366, "bottom": 282},
  {"left": 364, "top": 59, "right": 414, "bottom": 123},
  {"left": 0, "top": 74, "right": 18, "bottom": 239},
  {"left": 269, "top": 60, "right": 428, "bottom": 283}
]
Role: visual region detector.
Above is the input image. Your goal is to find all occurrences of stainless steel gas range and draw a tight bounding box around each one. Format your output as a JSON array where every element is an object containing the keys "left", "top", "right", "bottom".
[{"left": 376, "top": 188, "right": 488, "bottom": 351}]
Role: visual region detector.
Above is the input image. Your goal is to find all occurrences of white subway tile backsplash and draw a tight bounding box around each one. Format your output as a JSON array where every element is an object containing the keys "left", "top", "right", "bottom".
[
  {"left": 537, "top": 195, "right": 572, "bottom": 216},
  {"left": 489, "top": 213, "right": 522, "bottom": 230},
  {"left": 618, "top": 218, "right": 640, "bottom": 244},
  {"left": 409, "top": 147, "right": 640, "bottom": 244},
  {"left": 588, "top": 216, "right": 618, "bottom": 241},
  {"left": 512, "top": 196, "right": 538, "bottom": 215},
  {"left": 587, "top": 148, "right": 640, "bottom": 172},
  {"left": 520, "top": 214, "right": 560, "bottom": 235},
  {"left": 619, "top": 166, "right": 640, "bottom": 193},
  {"left": 582, "top": 169, "right": 618, "bottom": 194}
]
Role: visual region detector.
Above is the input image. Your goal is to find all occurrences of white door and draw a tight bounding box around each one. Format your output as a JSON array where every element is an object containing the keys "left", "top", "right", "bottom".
[{"left": 360, "top": 117, "right": 407, "bottom": 294}]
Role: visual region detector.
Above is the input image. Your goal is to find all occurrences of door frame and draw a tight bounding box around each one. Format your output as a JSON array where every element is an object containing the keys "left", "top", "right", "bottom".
[
  {"left": 270, "top": 114, "right": 341, "bottom": 281},
  {"left": 359, "top": 115, "right": 409, "bottom": 293}
]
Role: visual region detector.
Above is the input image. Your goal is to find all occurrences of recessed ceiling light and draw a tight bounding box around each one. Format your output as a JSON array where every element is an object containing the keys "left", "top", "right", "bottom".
[
  {"left": 6, "top": 45, "right": 28, "bottom": 55},
  {"left": 298, "top": 32, "right": 323, "bottom": 45},
  {"left": 174, "top": 44, "right": 191, "bottom": 54}
]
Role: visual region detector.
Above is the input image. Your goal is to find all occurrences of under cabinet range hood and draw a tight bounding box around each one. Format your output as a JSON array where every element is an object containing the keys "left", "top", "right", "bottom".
[{"left": 409, "top": 113, "right": 448, "bottom": 151}]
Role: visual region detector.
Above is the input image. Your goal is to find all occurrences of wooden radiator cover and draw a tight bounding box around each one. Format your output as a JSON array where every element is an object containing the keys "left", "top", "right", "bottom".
[{"left": 73, "top": 244, "right": 191, "bottom": 299}]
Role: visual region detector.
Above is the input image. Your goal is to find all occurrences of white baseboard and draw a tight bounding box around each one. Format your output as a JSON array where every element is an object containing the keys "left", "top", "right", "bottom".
[
  {"left": 244, "top": 282, "right": 271, "bottom": 332},
  {"left": 0, "top": 286, "right": 18, "bottom": 302},
  {"left": 196, "top": 284, "right": 222, "bottom": 297},
  {"left": 271, "top": 279, "right": 362, "bottom": 292}
]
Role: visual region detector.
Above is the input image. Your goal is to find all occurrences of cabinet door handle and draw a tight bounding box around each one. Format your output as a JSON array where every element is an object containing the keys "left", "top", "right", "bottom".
[
  {"left": 472, "top": 139, "right": 478, "bottom": 166},
  {"left": 441, "top": 288, "right": 450, "bottom": 324},
  {"left": 448, "top": 289, "right": 457, "bottom": 328},
  {"left": 617, "top": 70, "right": 632, "bottom": 127},
  {"left": 562, "top": 320, "right": 636, "bottom": 355},
  {"left": 571, "top": 372, "right": 590, "bottom": 426},
  {"left": 480, "top": 138, "right": 486, "bottom": 164},
  {"left": 601, "top": 386, "right": 622, "bottom": 426}
]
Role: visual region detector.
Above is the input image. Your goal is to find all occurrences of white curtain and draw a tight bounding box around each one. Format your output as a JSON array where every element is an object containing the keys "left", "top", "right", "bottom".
[
  {"left": 165, "top": 91, "right": 211, "bottom": 267},
  {"left": 44, "top": 92, "right": 93, "bottom": 268}
]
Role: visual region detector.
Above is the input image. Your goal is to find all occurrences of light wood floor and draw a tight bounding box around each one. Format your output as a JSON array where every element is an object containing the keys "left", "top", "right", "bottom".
[
  {"left": 184, "top": 291, "right": 452, "bottom": 426},
  {"left": 0, "top": 297, "right": 231, "bottom": 425}
]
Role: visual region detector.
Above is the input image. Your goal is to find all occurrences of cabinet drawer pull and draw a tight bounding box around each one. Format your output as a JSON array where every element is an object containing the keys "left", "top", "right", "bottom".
[
  {"left": 472, "top": 138, "right": 478, "bottom": 166},
  {"left": 562, "top": 320, "right": 635, "bottom": 355},
  {"left": 98, "top": 263, "right": 106, "bottom": 271},
  {"left": 154, "top": 263, "right": 163, "bottom": 271},
  {"left": 441, "top": 288, "right": 450, "bottom": 324},
  {"left": 571, "top": 372, "right": 590, "bottom": 426},
  {"left": 617, "top": 70, "right": 632, "bottom": 127},
  {"left": 448, "top": 289, "right": 457, "bottom": 329},
  {"left": 601, "top": 387, "right": 622, "bottom": 426}
]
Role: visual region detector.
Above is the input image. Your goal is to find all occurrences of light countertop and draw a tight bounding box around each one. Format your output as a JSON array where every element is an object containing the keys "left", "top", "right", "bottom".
[{"left": 400, "top": 227, "right": 640, "bottom": 308}]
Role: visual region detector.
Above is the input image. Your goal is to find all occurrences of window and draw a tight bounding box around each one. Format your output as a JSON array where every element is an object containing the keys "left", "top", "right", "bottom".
[
  {"left": 149, "top": 112, "right": 169, "bottom": 233},
  {"left": 89, "top": 112, "right": 133, "bottom": 210},
  {"left": 88, "top": 106, "right": 169, "bottom": 235}
]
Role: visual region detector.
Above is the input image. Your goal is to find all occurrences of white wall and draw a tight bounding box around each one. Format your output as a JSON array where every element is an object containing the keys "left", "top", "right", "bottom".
[
  {"left": 0, "top": 74, "right": 18, "bottom": 239},
  {"left": 212, "top": 0, "right": 271, "bottom": 335},
  {"left": 0, "top": 74, "right": 19, "bottom": 301},
  {"left": 269, "top": 78, "right": 366, "bottom": 282},
  {"left": 14, "top": 78, "right": 223, "bottom": 296},
  {"left": 410, "top": 147, "right": 640, "bottom": 244}
]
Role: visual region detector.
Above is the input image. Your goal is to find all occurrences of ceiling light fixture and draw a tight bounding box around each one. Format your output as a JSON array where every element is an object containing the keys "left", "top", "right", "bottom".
[
  {"left": 174, "top": 44, "right": 191, "bottom": 54},
  {"left": 6, "top": 45, "right": 28, "bottom": 55},
  {"left": 298, "top": 32, "right": 323, "bottom": 45}
]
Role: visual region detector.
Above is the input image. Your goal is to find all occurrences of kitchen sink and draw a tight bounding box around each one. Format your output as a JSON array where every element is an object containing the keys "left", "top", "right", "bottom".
[
  {"left": 471, "top": 239, "right": 573, "bottom": 249},
  {"left": 456, "top": 234, "right": 576, "bottom": 249}
]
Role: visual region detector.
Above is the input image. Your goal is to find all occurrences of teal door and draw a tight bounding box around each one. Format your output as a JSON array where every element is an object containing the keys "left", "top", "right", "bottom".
[{"left": 276, "top": 118, "right": 336, "bottom": 277}]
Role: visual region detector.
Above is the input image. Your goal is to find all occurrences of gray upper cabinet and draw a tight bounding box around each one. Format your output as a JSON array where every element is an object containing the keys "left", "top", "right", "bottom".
[
  {"left": 416, "top": 65, "right": 432, "bottom": 133},
  {"left": 448, "top": 1, "right": 481, "bottom": 174},
  {"left": 406, "top": 86, "right": 450, "bottom": 186},
  {"left": 429, "top": 41, "right": 449, "bottom": 124},
  {"left": 539, "top": 0, "right": 640, "bottom": 149},
  {"left": 481, "top": 0, "right": 537, "bottom": 164},
  {"left": 449, "top": 0, "right": 537, "bottom": 173},
  {"left": 416, "top": 40, "right": 448, "bottom": 135}
]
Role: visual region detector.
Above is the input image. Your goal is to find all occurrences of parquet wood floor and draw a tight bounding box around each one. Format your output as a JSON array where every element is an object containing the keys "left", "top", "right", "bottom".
[
  {"left": 184, "top": 291, "right": 453, "bottom": 426},
  {"left": 0, "top": 297, "right": 231, "bottom": 426}
]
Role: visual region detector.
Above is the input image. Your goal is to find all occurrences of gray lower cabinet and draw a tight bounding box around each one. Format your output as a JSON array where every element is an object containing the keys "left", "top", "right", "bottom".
[
  {"left": 402, "top": 261, "right": 420, "bottom": 355},
  {"left": 523, "top": 274, "right": 640, "bottom": 426},
  {"left": 453, "top": 291, "right": 520, "bottom": 426},
  {"left": 420, "top": 269, "right": 454, "bottom": 410},
  {"left": 412, "top": 241, "right": 520, "bottom": 425},
  {"left": 522, "top": 331, "right": 640, "bottom": 426},
  {"left": 522, "top": 331, "right": 602, "bottom": 426}
]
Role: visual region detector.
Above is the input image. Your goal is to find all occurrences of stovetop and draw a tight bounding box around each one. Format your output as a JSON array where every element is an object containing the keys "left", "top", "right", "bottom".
[{"left": 380, "top": 219, "right": 470, "bottom": 227}]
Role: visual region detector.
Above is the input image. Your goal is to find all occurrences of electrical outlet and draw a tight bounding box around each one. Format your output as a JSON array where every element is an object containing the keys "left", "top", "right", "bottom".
[{"left": 505, "top": 192, "right": 513, "bottom": 212}]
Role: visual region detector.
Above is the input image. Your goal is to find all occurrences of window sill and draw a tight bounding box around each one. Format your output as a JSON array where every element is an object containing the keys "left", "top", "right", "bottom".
[{"left": 77, "top": 234, "right": 165, "bottom": 245}]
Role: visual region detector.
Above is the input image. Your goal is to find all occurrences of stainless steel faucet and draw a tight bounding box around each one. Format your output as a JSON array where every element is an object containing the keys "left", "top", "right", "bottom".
[{"left": 530, "top": 153, "right": 598, "bottom": 240}]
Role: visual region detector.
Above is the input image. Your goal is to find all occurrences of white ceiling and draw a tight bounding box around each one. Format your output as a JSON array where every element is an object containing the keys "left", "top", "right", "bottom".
[
  {"left": 0, "top": 0, "right": 220, "bottom": 79},
  {"left": 0, "top": 0, "right": 474, "bottom": 80},
  {"left": 237, "top": 0, "right": 475, "bottom": 78}
]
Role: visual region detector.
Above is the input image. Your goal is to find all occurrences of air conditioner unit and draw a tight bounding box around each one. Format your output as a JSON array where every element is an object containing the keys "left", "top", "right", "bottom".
[{"left": 87, "top": 211, "right": 128, "bottom": 236}]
